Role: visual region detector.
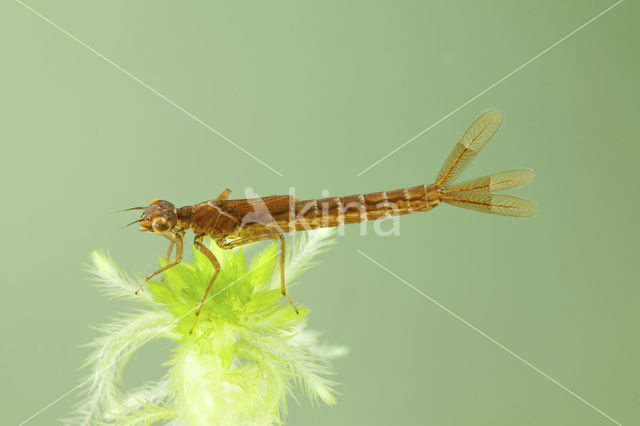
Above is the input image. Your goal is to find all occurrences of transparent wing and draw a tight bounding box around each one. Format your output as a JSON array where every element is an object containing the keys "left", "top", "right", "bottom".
[
  {"left": 435, "top": 109, "right": 504, "bottom": 187},
  {"left": 441, "top": 169, "right": 534, "bottom": 194},
  {"left": 441, "top": 191, "right": 538, "bottom": 217}
]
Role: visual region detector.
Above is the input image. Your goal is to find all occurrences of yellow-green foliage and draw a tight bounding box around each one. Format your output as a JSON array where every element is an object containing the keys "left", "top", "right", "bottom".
[{"left": 67, "top": 229, "right": 346, "bottom": 426}]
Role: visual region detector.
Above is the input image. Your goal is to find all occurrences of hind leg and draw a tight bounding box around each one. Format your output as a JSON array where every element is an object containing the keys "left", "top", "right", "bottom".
[{"left": 221, "top": 234, "right": 298, "bottom": 313}]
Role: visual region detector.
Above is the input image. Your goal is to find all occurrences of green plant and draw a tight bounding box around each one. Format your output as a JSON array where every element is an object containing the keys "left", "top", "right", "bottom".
[{"left": 67, "top": 228, "right": 345, "bottom": 425}]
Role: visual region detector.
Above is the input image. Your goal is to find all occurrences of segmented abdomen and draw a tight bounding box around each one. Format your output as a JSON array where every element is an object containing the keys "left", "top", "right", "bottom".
[{"left": 270, "top": 184, "right": 440, "bottom": 232}]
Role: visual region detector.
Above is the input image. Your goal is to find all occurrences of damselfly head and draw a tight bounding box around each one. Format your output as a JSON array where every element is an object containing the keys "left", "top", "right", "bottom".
[{"left": 138, "top": 199, "right": 177, "bottom": 233}]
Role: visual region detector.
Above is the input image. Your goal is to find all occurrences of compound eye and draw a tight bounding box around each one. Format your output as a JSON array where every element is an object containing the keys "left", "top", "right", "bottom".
[{"left": 151, "top": 216, "right": 171, "bottom": 233}]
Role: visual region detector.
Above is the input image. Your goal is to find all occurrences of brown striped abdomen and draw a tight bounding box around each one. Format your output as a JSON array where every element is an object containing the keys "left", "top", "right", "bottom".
[{"left": 264, "top": 184, "right": 441, "bottom": 233}]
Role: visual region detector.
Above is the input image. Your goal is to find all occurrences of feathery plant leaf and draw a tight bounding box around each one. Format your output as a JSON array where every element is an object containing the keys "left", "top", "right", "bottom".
[
  {"left": 116, "top": 377, "right": 173, "bottom": 416},
  {"left": 97, "top": 403, "right": 177, "bottom": 426},
  {"left": 67, "top": 310, "right": 176, "bottom": 425},
  {"left": 87, "top": 251, "right": 157, "bottom": 305},
  {"left": 68, "top": 229, "right": 345, "bottom": 425}
]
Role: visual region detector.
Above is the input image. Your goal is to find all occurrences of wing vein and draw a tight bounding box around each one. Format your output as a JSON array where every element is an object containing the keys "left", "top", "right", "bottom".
[{"left": 436, "top": 120, "right": 491, "bottom": 187}]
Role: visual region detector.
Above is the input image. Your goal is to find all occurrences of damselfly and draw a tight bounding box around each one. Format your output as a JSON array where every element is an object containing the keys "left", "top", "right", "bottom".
[{"left": 126, "top": 109, "right": 536, "bottom": 332}]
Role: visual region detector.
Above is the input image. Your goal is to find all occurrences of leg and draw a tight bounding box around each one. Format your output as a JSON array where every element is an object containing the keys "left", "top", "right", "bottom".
[
  {"left": 221, "top": 234, "right": 298, "bottom": 314},
  {"left": 164, "top": 238, "right": 175, "bottom": 262},
  {"left": 216, "top": 188, "right": 231, "bottom": 200},
  {"left": 191, "top": 237, "right": 221, "bottom": 334},
  {"left": 135, "top": 233, "right": 183, "bottom": 294},
  {"left": 275, "top": 234, "right": 298, "bottom": 314},
  {"left": 161, "top": 235, "right": 175, "bottom": 282}
]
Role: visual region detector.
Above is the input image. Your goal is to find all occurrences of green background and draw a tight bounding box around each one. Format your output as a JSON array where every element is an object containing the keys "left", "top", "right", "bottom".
[{"left": 1, "top": 0, "right": 638, "bottom": 425}]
